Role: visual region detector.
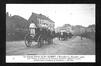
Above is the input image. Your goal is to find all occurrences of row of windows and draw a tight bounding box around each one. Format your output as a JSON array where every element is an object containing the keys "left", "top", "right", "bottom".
[{"left": 38, "top": 19, "right": 54, "bottom": 27}]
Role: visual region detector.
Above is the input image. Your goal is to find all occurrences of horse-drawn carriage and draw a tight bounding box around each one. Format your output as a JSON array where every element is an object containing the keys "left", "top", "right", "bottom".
[
  {"left": 57, "top": 29, "right": 73, "bottom": 41},
  {"left": 24, "top": 20, "right": 55, "bottom": 48}
]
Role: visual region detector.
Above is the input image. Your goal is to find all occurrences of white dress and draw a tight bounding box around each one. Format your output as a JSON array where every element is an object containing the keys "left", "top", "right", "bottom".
[{"left": 29, "top": 23, "right": 36, "bottom": 35}]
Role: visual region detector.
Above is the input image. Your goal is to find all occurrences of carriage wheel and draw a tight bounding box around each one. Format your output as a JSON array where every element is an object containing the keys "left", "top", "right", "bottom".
[
  {"left": 25, "top": 34, "right": 33, "bottom": 47},
  {"left": 25, "top": 39, "right": 32, "bottom": 47}
]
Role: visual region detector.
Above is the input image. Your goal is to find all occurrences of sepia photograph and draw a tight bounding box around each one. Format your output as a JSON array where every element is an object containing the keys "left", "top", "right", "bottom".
[{"left": 6, "top": 4, "right": 95, "bottom": 62}]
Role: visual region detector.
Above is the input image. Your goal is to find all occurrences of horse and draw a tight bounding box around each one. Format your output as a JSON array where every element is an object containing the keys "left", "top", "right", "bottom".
[
  {"left": 55, "top": 32, "right": 68, "bottom": 41},
  {"left": 79, "top": 31, "right": 88, "bottom": 40},
  {"left": 26, "top": 27, "right": 57, "bottom": 47}
]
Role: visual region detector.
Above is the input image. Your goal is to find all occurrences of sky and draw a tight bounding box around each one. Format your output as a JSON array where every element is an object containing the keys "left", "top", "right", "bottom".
[{"left": 6, "top": 4, "right": 95, "bottom": 28}]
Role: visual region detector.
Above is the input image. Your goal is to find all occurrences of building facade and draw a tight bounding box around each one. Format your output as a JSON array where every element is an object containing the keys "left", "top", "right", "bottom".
[
  {"left": 55, "top": 24, "right": 73, "bottom": 33},
  {"left": 28, "top": 13, "right": 55, "bottom": 30}
]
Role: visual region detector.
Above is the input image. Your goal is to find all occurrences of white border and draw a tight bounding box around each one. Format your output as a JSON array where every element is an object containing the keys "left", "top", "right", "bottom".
[{"left": 6, "top": 55, "right": 95, "bottom": 63}]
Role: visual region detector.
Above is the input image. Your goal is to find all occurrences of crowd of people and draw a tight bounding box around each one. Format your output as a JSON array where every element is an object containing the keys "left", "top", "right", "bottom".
[
  {"left": 80, "top": 31, "right": 95, "bottom": 40},
  {"left": 25, "top": 22, "right": 74, "bottom": 47},
  {"left": 28, "top": 22, "right": 73, "bottom": 43}
]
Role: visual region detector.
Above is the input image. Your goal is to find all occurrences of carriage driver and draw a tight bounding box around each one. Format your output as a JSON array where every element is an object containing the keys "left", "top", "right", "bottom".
[{"left": 29, "top": 22, "right": 36, "bottom": 36}]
